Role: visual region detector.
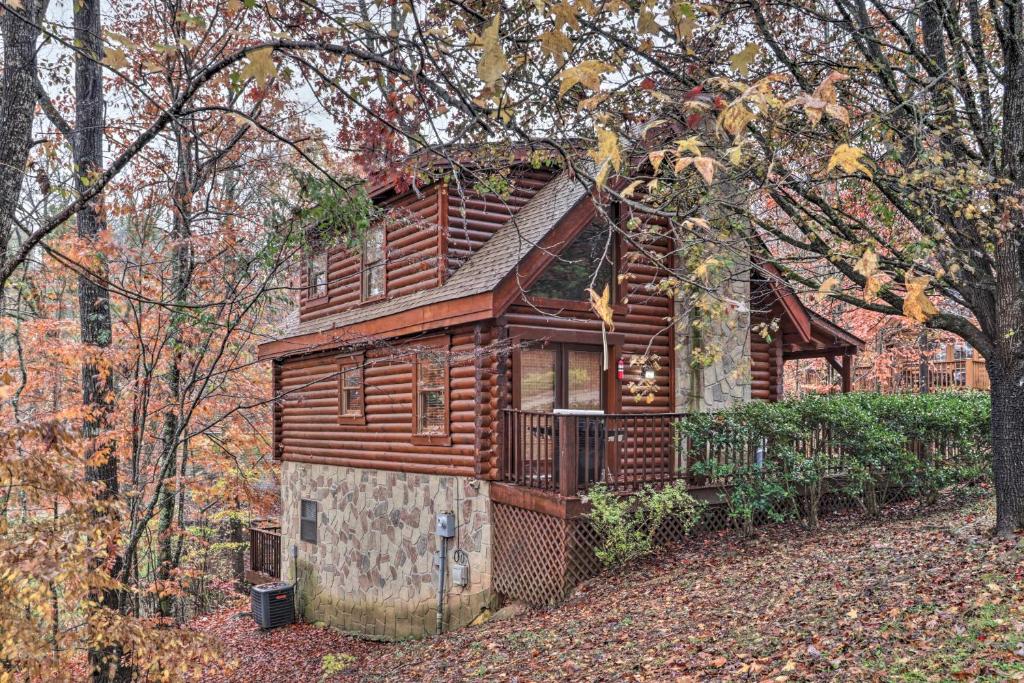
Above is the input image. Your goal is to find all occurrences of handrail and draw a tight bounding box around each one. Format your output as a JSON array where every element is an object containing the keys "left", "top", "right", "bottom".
[{"left": 501, "top": 409, "right": 690, "bottom": 496}]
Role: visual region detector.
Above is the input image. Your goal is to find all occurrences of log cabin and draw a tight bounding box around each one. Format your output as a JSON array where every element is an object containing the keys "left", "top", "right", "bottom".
[{"left": 255, "top": 162, "right": 863, "bottom": 638}]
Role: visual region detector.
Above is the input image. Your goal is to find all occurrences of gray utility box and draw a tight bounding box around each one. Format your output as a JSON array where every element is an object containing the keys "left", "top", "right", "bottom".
[
  {"left": 436, "top": 512, "right": 456, "bottom": 538},
  {"left": 251, "top": 582, "right": 295, "bottom": 629}
]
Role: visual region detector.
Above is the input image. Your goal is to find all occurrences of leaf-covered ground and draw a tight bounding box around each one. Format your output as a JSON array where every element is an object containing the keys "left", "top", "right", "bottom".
[{"left": 194, "top": 491, "right": 1024, "bottom": 682}]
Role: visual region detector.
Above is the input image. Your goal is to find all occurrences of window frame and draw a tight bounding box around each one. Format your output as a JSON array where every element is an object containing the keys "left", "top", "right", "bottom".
[
  {"left": 299, "top": 499, "right": 318, "bottom": 544},
  {"left": 337, "top": 351, "right": 366, "bottom": 425},
  {"left": 410, "top": 335, "right": 451, "bottom": 446},
  {"left": 526, "top": 220, "right": 620, "bottom": 305},
  {"left": 509, "top": 327, "right": 625, "bottom": 414},
  {"left": 360, "top": 223, "right": 387, "bottom": 302},
  {"left": 514, "top": 341, "right": 607, "bottom": 412},
  {"left": 306, "top": 251, "right": 328, "bottom": 301}
]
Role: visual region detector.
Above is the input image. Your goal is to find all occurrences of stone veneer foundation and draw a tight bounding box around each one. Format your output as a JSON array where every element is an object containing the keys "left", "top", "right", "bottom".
[{"left": 280, "top": 461, "right": 494, "bottom": 640}]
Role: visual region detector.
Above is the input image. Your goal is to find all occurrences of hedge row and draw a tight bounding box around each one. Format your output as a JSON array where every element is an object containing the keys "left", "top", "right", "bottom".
[{"left": 676, "top": 392, "right": 991, "bottom": 533}]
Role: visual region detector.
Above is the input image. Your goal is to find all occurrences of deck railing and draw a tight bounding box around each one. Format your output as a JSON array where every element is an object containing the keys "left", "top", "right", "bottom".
[
  {"left": 890, "top": 357, "right": 990, "bottom": 393},
  {"left": 249, "top": 520, "right": 281, "bottom": 580},
  {"left": 500, "top": 410, "right": 951, "bottom": 496},
  {"left": 501, "top": 410, "right": 694, "bottom": 496}
]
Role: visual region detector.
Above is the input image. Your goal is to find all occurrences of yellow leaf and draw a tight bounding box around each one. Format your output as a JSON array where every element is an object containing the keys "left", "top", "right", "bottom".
[
  {"left": 240, "top": 47, "right": 277, "bottom": 88},
  {"left": 675, "top": 136, "right": 702, "bottom": 156},
  {"left": 621, "top": 179, "right": 644, "bottom": 198},
  {"left": 551, "top": 1, "right": 580, "bottom": 30},
  {"left": 903, "top": 275, "right": 939, "bottom": 322},
  {"left": 864, "top": 275, "right": 881, "bottom": 301},
  {"left": 718, "top": 102, "right": 754, "bottom": 138},
  {"left": 854, "top": 247, "right": 877, "bottom": 278},
  {"left": 727, "top": 142, "right": 744, "bottom": 165},
  {"left": 558, "top": 59, "right": 613, "bottom": 96},
  {"left": 693, "top": 156, "right": 715, "bottom": 184},
  {"left": 587, "top": 284, "right": 615, "bottom": 330},
  {"left": 6, "top": 0, "right": 23, "bottom": 9},
  {"left": 539, "top": 29, "right": 572, "bottom": 67},
  {"left": 782, "top": 660, "right": 797, "bottom": 672},
  {"left": 226, "top": 0, "right": 243, "bottom": 14},
  {"left": 826, "top": 144, "right": 872, "bottom": 177},
  {"left": 589, "top": 126, "right": 621, "bottom": 187},
  {"left": 637, "top": 8, "right": 660, "bottom": 35},
  {"left": 102, "top": 46, "right": 128, "bottom": 70},
  {"left": 730, "top": 42, "right": 760, "bottom": 77},
  {"left": 648, "top": 150, "right": 666, "bottom": 174},
  {"left": 818, "top": 276, "right": 840, "bottom": 300},
  {"left": 477, "top": 14, "right": 508, "bottom": 89}
]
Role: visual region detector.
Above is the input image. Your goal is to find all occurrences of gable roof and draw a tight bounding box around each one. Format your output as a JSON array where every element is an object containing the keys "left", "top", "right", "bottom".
[
  {"left": 258, "top": 169, "right": 593, "bottom": 359},
  {"left": 258, "top": 168, "right": 865, "bottom": 362}
]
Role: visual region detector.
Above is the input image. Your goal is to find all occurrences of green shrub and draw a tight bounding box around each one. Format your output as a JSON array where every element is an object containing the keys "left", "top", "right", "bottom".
[
  {"left": 584, "top": 481, "right": 705, "bottom": 567},
  {"left": 321, "top": 653, "right": 356, "bottom": 681},
  {"left": 677, "top": 392, "right": 990, "bottom": 531}
]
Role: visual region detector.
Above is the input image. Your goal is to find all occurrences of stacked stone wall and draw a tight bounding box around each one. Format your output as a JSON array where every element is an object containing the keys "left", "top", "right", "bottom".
[{"left": 280, "top": 461, "right": 493, "bottom": 639}]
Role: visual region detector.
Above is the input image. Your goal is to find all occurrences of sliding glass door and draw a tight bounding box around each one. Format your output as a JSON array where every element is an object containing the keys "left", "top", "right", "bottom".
[{"left": 519, "top": 344, "right": 604, "bottom": 412}]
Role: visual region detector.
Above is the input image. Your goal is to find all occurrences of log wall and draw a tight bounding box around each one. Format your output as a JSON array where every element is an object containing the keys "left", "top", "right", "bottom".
[
  {"left": 298, "top": 184, "right": 445, "bottom": 323},
  {"left": 277, "top": 324, "right": 500, "bottom": 479},
  {"left": 446, "top": 169, "right": 554, "bottom": 275}
]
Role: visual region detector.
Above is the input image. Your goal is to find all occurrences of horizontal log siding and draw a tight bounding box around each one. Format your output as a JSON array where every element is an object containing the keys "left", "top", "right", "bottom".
[
  {"left": 277, "top": 325, "right": 498, "bottom": 478},
  {"left": 298, "top": 184, "right": 444, "bottom": 323},
  {"left": 750, "top": 314, "right": 782, "bottom": 401},
  {"left": 446, "top": 170, "right": 554, "bottom": 275}
]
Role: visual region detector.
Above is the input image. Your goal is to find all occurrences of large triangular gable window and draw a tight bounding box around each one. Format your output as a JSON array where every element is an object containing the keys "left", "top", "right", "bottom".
[{"left": 528, "top": 222, "right": 616, "bottom": 301}]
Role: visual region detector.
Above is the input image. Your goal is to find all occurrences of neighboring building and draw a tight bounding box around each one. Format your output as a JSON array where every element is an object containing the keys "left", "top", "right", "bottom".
[{"left": 255, "top": 163, "right": 863, "bottom": 639}]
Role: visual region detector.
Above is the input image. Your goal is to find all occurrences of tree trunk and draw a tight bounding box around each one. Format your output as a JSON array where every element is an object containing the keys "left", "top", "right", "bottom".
[
  {"left": 73, "top": 0, "right": 125, "bottom": 679},
  {"left": 989, "top": 360, "right": 1024, "bottom": 538},
  {"left": 0, "top": 0, "right": 46, "bottom": 264},
  {"left": 156, "top": 128, "right": 194, "bottom": 619}
]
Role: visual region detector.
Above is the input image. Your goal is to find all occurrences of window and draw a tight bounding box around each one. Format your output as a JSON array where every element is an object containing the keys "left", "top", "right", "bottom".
[
  {"left": 517, "top": 344, "right": 604, "bottom": 411},
  {"left": 338, "top": 353, "right": 365, "bottom": 424},
  {"left": 361, "top": 224, "right": 385, "bottom": 300},
  {"left": 299, "top": 499, "right": 317, "bottom": 544},
  {"left": 529, "top": 222, "right": 616, "bottom": 301},
  {"left": 412, "top": 337, "right": 449, "bottom": 443},
  {"left": 307, "top": 251, "right": 327, "bottom": 299}
]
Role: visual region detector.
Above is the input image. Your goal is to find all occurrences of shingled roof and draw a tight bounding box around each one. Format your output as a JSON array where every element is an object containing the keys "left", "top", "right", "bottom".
[{"left": 284, "top": 168, "right": 591, "bottom": 340}]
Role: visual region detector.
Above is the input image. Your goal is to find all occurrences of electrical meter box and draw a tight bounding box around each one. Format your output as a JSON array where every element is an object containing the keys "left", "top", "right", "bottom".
[
  {"left": 435, "top": 512, "right": 456, "bottom": 538},
  {"left": 451, "top": 562, "right": 469, "bottom": 587}
]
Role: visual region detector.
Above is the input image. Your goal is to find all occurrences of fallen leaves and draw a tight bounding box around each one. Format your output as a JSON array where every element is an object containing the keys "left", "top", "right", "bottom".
[{"left": 192, "top": 494, "right": 1021, "bottom": 682}]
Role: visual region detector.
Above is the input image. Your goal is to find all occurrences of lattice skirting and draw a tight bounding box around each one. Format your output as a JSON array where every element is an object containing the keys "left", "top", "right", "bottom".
[{"left": 493, "top": 484, "right": 914, "bottom": 607}]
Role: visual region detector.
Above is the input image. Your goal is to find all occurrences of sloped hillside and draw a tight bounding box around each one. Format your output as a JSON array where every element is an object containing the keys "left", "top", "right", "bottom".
[{"left": 195, "top": 491, "right": 1024, "bottom": 682}]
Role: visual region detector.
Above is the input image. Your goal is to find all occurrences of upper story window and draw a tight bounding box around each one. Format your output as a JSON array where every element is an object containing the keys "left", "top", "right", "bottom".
[
  {"left": 361, "top": 224, "right": 385, "bottom": 300},
  {"left": 529, "top": 222, "right": 616, "bottom": 301},
  {"left": 307, "top": 251, "right": 327, "bottom": 299}
]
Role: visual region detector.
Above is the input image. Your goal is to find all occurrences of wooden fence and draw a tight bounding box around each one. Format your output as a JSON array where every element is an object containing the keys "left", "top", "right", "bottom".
[{"left": 248, "top": 520, "right": 281, "bottom": 581}]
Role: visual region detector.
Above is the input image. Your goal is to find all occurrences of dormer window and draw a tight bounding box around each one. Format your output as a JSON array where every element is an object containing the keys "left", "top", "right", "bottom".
[
  {"left": 529, "top": 222, "right": 616, "bottom": 301},
  {"left": 307, "top": 252, "right": 327, "bottom": 299},
  {"left": 362, "top": 224, "right": 385, "bottom": 300}
]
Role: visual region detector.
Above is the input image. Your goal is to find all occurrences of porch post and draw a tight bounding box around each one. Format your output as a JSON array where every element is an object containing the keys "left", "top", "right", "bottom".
[
  {"left": 558, "top": 414, "right": 578, "bottom": 498},
  {"left": 841, "top": 354, "right": 853, "bottom": 393}
]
